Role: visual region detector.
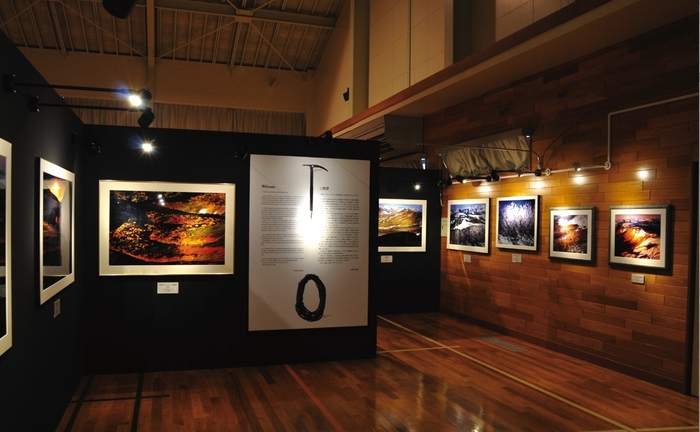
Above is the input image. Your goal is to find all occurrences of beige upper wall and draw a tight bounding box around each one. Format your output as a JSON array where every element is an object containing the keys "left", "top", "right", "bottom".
[
  {"left": 18, "top": 48, "right": 309, "bottom": 113},
  {"left": 307, "top": 0, "right": 354, "bottom": 136},
  {"left": 472, "top": 0, "right": 575, "bottom": 51}
]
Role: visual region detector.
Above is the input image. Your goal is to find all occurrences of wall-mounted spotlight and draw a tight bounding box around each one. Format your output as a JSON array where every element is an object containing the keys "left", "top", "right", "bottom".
[
  {"left": 137, "top": 107, "right": 155, "bottom": 129},
  {"left": 523, "top": 127, "right": 533, "bottom": 146},
  {"left": 413, "top": 183, "right": 421, "bottom": 190},
  {"left": 127, "top": 89, "right": 152, "bottom": 107},
  {"left": 342, "top": 88, "right": 350, "bottom": 102},
  {"left": 573, "top": 162, "right": 582, "bottom": 171},
  {"left": 5, "top": 74, "right": 154, "bottom": 128},
  {"left": 437, "top": 179, "right": 452, "bottom": 187},
  {"left": 141, "top": 141, "right": 154, "bottom": 152},
  {"left": 490, "top": 170, "right": 500, "bottom": 181}
]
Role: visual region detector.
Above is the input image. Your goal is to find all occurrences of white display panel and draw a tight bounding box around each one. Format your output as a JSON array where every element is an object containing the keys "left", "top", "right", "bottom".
[{"left": 249, "top": 155, "right": 370, "bottom": 331}]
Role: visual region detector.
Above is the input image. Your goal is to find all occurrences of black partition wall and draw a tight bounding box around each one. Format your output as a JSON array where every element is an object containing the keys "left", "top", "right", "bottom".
[
  {"left": 377, "top": 168, "right": 441, "bottom": 314},
  {"left": 0, "top": 34, "right": 85, "bottom": 432},
  {"left": 78, "top": 125, "right": 380, "bottom": 374}
]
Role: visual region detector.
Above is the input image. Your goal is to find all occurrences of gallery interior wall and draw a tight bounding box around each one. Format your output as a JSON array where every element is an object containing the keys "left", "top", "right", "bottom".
[
  {"left": 0, "top": 34, "right": 85, "bottom": 432},
  {"left": 377, "top": 167, "right": 441, "bottom": 314},
  {"left": 78, "top": 125, "right": 379, "bottom": 374},
  {"left": 427, "top": 16, "right": 698, "bottom": 391}
]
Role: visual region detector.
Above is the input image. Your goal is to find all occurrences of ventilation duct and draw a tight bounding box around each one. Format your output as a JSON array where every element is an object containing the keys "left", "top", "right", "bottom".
[
  {"left": 440, "top": 129, "right": 536, "bottom": 180},
  {"left": 337, "top": 115, "right": 423, "bottom": 164}
]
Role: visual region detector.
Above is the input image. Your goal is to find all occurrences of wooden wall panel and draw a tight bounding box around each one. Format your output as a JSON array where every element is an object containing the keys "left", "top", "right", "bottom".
[{"left": 427, "top": 16, "right": 698, "bottom": 391}]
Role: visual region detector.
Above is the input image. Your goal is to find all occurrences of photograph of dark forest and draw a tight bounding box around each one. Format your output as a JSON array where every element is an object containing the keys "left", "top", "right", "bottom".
[{"left": 497, "top": 196, "right": 538, "bottom": 250}]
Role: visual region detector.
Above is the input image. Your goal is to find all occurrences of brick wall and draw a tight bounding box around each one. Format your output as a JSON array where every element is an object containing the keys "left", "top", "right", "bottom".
[{"left": 424, "top": 16, "right": 698, "bottom": 391}]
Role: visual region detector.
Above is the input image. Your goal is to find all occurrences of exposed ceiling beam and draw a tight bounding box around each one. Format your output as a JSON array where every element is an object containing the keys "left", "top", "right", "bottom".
[{"left": 131, "top": 0, "right": 337, "bottom": 29}]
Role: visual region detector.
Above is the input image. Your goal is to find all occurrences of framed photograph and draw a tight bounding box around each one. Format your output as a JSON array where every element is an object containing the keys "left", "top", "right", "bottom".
[
  {"left": 609, "top": 205, "right": 671, "bottom": 270},
  {"left": 99, "top": 181, "right": 235, "bottom": 276},
  {"left": 496, "top": 196, "right": 539, "bottom": 251},
  {"left": 549, "top": 206, "right": 595, "bottom": 262},
  {"left": 0, "top": 138, "right": 11, "bottom": 357},
  {"left": 447, "top": 198, "right": 489, "bottom": 253},
  {"left": 39, "top": 159, "right": 75, "bottom": 305},
  {"left": 378, "top": 198, "right": 426, "bottom": 252}
]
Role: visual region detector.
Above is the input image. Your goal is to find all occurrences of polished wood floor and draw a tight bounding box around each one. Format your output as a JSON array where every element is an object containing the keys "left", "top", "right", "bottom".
[{"left": 56, "top": 313, "right": 699, "bottom": 431}]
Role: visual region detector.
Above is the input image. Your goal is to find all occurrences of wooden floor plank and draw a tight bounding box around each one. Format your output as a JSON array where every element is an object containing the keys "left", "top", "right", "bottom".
[{"left": 57, "top": 313, "right": 699, "bottom": 432}]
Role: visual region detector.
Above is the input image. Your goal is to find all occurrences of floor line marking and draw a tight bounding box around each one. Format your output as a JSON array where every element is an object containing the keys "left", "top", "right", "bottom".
[
  {"left": 285, "top": 364, "right": 346, "bottom": 432},
  {"left": 63, "top": 375, "right": 94, "bottom": 432},
  {"left": 379, "top": 316, "right": 639, "bottom": 432},
  {"left": 69, "top": 394, "right": 170, "bottom": 404},
  {"left": 378, "top": 345, "right": 459, "bottom": 354},
  {"left": 581, "top": 427, "right": 699, "bottom": 432},
  {"left": 130, "top": 372, "right": 144, "bottom": 432}
]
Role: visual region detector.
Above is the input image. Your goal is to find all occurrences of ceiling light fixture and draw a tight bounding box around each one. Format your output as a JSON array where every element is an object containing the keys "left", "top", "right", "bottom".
[{"left": 573, "top": 162, "right": 582, "bottom": 171}]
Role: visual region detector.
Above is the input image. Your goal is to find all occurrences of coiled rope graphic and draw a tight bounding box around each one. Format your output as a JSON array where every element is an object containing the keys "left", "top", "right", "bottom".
[{"left": 295, "top": 274, "right": 326, "bottom": 322}]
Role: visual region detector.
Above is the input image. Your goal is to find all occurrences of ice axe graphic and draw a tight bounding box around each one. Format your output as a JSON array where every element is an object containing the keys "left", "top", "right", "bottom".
[{"left": 302, "top": 164, "right": 328, "bottom": 219}]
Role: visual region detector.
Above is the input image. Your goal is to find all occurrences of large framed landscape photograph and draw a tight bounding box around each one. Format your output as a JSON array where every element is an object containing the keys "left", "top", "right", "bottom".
[
  {"left": 39, "top": 158, "right": 75, "bottom": 305},
  {"left": 549, "top": 206, "right": 595, "bottom": 262},
  {"left": 447, "top": 198, "right": 489, "bottom": 253},
  {"left": 496, "top": 196, "right": 539, "bottom": 251},
  {"left": 0, "top": 138, "right": 11, "bottom": 357},
  {"left": 378, "top": 198, "right": 426, "bottom": 252},
  {"left": 99, "top": 181, "right": 235, "bottom": 276},
  {"left": 609, "top": 205, "right": 670, "bottom": 270}
]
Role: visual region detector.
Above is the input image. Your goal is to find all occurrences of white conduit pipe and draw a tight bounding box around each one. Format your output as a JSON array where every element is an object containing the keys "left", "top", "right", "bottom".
[{"left": 606, "top": 92, "right": 699, "bottom": 170}]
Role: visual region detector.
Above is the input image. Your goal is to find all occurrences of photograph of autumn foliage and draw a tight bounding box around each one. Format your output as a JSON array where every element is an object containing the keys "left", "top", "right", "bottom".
[
  {"left": 109, "top": 190, "right": 227, "bottom": 265},
  {"left": 552, "top": 214, "right": 589, "bottom": 254},
  {"left": 378, "top": 202, "right": 423, "bottom": 248}
]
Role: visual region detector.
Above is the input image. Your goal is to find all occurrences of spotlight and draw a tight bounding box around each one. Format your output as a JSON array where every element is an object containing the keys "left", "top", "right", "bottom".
[
  {"left": 138, "top": 107, "right": 155, "bottom": 129},
  {"left": 127, "top": 88, "right": 152, "bottom": 107},
  {"left": 573, "top": 162, "right": 581, "bottom": 171},
  {"left": 141, "top": 141, "right": 154, "bottom": 152},
  {"left": 413, "top": 183, "right": 421, "bottom": 190},
  {"left": 342, "top": 88, "right": 349, "bottom": 102},
  {"left": 534, "top": 169, "right": 542, "bottom": 177},
  {"left": 437, "top": 179, "right": 452, "bottom": 187},
  {"left": 523, "top": 127, "right": 533, "bottom": 145},
  {"left": 491, "top": 170, "right": 500, "bottom": 181},
  {"left": 455, "top": 176, "right": 468, "bottom": 184},
  {"left": 485, "top": 176, "right": 492, "bottom": 182},
  {"left": 421, "top": 157, "right": 427, "bottom": 170},
  {"left": 516, "top": 169, "right": 523, "bottom": 177}
]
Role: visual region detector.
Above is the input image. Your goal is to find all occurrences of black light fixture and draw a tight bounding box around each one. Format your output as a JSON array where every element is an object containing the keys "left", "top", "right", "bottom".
[
  {"left": 342, "top": 88, "right": 350, "bottom": 101},
  {"left": 5, "top": 74, "right": 155, "bottom": 129},
  {"left": 573, "top": 162, "right": 582, "bottom": 171},
  {"left": 490, "top": 169, "right": 500, "bottom": 181},
  {"left": 102, "top": 0, "right": 138, "bottom": 19},
  {"left": 137, "top": 107, "right": 155, "bottom": 129},
  {"left": 437, "top": 179, "right": 452, "bottom": 187},
  {"left": 523, "top": 127, "right": 533, "bottom": 146},
  {"left": 4, "top": 74, "right": 151, "bottom": 107}
]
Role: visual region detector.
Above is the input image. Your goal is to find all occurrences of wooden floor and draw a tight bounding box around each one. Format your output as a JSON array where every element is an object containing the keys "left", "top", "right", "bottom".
[{"left": 56, "top": 313, "right": 699, "bottom": 431}]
